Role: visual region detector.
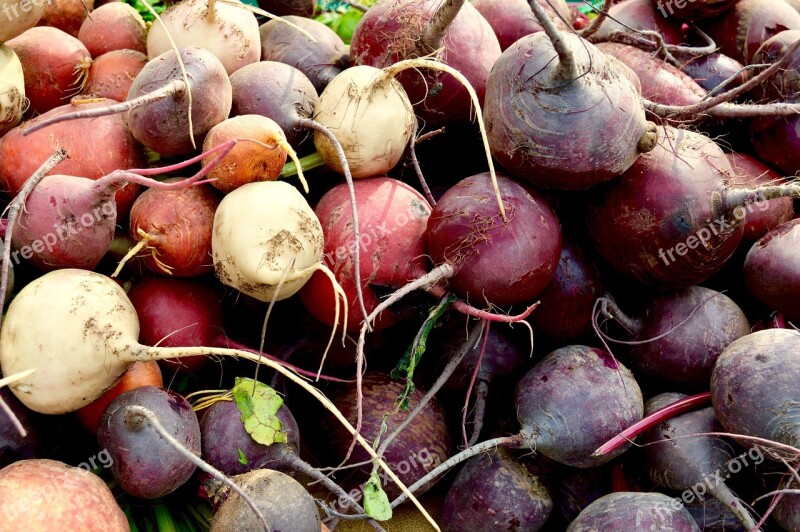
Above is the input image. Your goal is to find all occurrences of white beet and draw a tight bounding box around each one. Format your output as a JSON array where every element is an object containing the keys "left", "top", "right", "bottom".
[
  {"left": 0, "top": 44, "right": 25, "bottom": 137},
  {"left": 146, "top": 0, "right": 260, "bottom": 75},
  {"left": 0, "top": 0, "right": 47, "bottom": 42}
]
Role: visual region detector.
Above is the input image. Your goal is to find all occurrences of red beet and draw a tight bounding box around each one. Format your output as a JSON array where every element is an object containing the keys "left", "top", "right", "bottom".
[
  {"left": 37, "top": 0, "right": 95, "bottom": 37},
  {"left": 6, "top": 27, "right": 91, "bottom": 115},
  {"left": 658, "top": 0, "right": 737, "bottom": 21},
  {"left": 749, "top": 114, "right": 800, "bottom": 175},
  {"left": 425, "top": 172, "right": 562, "bottom": 307},
  {"left": 472, "top": 0, "right": 571, "bottom": 51},
  {"left": 257, "top": 0, "right": 314, "bottom": 17},
  {"left": 743, "top": 218, "right": 800, "bottom": 322},
  {"left": 593, "top": 0, "right": 685, "bottom": 45},
  {"left": 84, "top": 49, "right": 148, "bottom": 104},
  {"left": 77, "top": 3, "right": 147, "bottom": 56},
  {"left": 350, "top": 0, "right": 502, "bottom": 124},
  {"left": 679, "top": 52, "right": 749, "bottom": 93}
]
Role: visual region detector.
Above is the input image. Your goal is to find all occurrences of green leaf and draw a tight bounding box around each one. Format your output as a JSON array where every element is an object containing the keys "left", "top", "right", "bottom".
[
  {"left": 232, "top": 377, "right": 288, "bottom": 446},
  {"left": 362, "top": 472, "right": 392, "bottom": 521},
  {"left": 391, "top": 294, "right": 456, "bottom": 409},
  {"left": 237, "top": 448, "right": 248, "bottom": 466}
]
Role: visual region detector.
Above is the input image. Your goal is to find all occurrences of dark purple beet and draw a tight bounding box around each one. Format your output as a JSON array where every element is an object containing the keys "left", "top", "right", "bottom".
[
  {"left": 743, "top": 219, "right": 800, "bottom": 322},
  {"left": 257, "top": 0, "right": 314, "bottom": 17},
  {"left": 472, "top": 0, "right": 571, "bottom": 51},
  {"left": 552, "top": 463, "right": 614, "bottom": 525},
  {"left": 774, "top": 490, "right": 800, "bottom": 531},
  {"left": 0, "top": 388, "right": 45, "bottom": 468},
  {"left": 584, "top": 126, "right": 744, "bottom": 289},
  {"left": 259, "top": 16, "right": 349, "bottom": 94},
  {"left": 679, "top": 53, "right": 749, "bottom": 93},
  {"left": 441, "top": 448, "right": 552, "bottom": 532},
  {"left": 593, "top": 0, "right": 686, "bottom": 45},
  {"left": 711, "top": 329, "right": 800, "bottom": 449},
  {"left": 200, "top": 399, "right": 300, "bottom": 476},
  {"left": 515, "top": 345, "right": 643, "bottom": 468},
  {"left": 616, "top": 286, "right": 750, "bottom": 391},
  {"left": 642, "top": 393, "right": 757, "bottom": 530},
  {"left": 484, "top": 32, "right": 657, "bottom": 190},
  {"left": 529, "top": 241, "right": 605, "bottom": 344},
  {"left": 727, "top": 152, "right": 794, "bottom": 244},
  {"left": 349, "top": 0, "right": 501, "bottom": 125},
  {"left": 425, "top": 172, "right": 562, "bottom": 307},
  {"left": 704, "top": 0, "right": 800, "bottom": 64},
  {"left": 566, "top": 492, "right": 701, "bottom": 530},
  {"left": 324, "top": 373, "right": 453, "bottom": 500},
  {"left": 749, "top": 114, "right": 800, "bottom": 175},
  {"left": 750, "top": 29, "right": 800, "bottom": 102},
  {"left": 229, "top": 61, "right": 317, "bottom": 149}
]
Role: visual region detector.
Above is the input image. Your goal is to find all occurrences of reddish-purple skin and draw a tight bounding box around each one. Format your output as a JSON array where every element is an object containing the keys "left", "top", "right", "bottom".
[
  {"left": 750, "top": 114, "right": 800, "bottom": 175},
  {"left": 584, "top": 127, "right": 744, "bottom": 289},
  {"left": 350, "top": 0, "right": 501, "bottom": 125},
  {"left": 529, "top": 242, "right": 605, "bottom": 344},
  {"left": 441, "top": 448, "right": 552, "bottom": 532},
  {"left": 515, "top": 345, "right": 644, "bottom": 468},
  {"left": 12, "top": 174, "right": 119, "bottom": 271},
  {"left": 484, "top": 33, "right": 654, "bottom": 190},
  {"left": 260, "top": 17, "right": 349, "bottom": 95},
  {"left": 126, "top": 46, "right": 232, "bottom": 157},
  {"left": 0, "top": 388, "right": 45, "bottom": 468},
  {"left": 704, "top": 0, "right": 800, "bottom": 64},
  {"left": 596, "top": 42, "right": 706, "bottom": 107},
  {"left": 200, "top": 399, "right": 300, "bottom": 476},
  {"left": 425, "top": 172, "right": 562, "bottom": 307},
  {"left": 6, "top": 27, "right": 91, "bottom": 116},
  {"left": 567, "top": 492, "right": 701, "bottom": 530},
  {"left": 726, "top": 152, "right": 794, "bottom": 243},
  {"left": 712, "top": 329, "right": 800, "bottom": 449},
  {"left": 775, "top": 491, "right": 800, "bottom": 531},
  {"left": 323, "top": 373, "right": 453, "bottom": 500},
  {"left": 553, "top": 464, "right": 613, "bottom": 525},
  {"left": 750, "top": 29, "right": 800, "bottom": 102},
  {"left": 679, "top": 52, "right": 748, "bottom": 93},
  {"left": 744, "top": 219, "right": 800, "bottom": 322},
  {"left": 257, "top": 0, "right": 315, "bottom": 17},
  {"left": 98, "top": 386, "right": 201, "bottom": 499},
  {"left": 594, "top": 0, "right": 686, "bottom": 45},
  {"left": 77, "top": 2, "right": 147, "bottom": 57},
  {"left": 128, "top": 182, "right": 221, "bottom": 278},
  {"left": 230, "top": 61, "right": 318, "bottom": 149},
  {"left": 627, "top": 286, "right": 750, "bottom": 391},
  {"left": 86, "top": 49, "right": 148, "bottom": 104},
  {"left": 659, "top": 0, "right": 737, "bottom": 21},
  {"left": 472, "top": 0, "right": 571, "bottom": 51}
]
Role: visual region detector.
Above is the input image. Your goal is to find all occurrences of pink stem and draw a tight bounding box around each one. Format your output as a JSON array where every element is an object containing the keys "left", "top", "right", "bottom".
[
  {"left": 427, "top": 283, "right": 540, "bottom": 322},
  {"left": 212, "top": 334, "right": 351, "bottom": 383},
  {"left": 462, "top": 320, "right": 490, "bottom": 447},
  {"left": 592, "top": 392, "right": 712, "bottom": 457}
]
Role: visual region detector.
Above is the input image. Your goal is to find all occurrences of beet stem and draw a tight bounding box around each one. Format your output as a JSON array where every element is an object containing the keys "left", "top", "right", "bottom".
[
  {"left": 389, "top": 433, "right": 527, "bottom": 508},
  {"left": 528, "top": 0, "right": 577, "bottom": 80},
  {"left": 124, "top": 405, "right": 271, "bottom": 531},
  {"left": 421, "top": 0, "right": 465, "bottom": 54},
  {"left": 297, "top": 117, "right": 370, "bottom": 327},
  {"left": 598, "top": 296, "right": 641, "bottom": 335},
  {"left": 724, "top": 185, "right": 800, "bottom": 211},
  {"left": 410, "top": 122, "right": 437, "bottom": 206},
  {"left": 0, "top": 369, "right": 37, "bottom": 438},
  {"left": 708, "top": 480, "right": 759, "bottom": 530},
  {"left": 467, "top": 378, "right": 489, "bottom": 448},
  {"left": 426, "top": 283, "right": 541, "bottom": 324},
  {"left": 462, "top": 321, "right": 490, "bottom": 447},
  {"left": 578, "top": 0, "right": 613, "bottom": 40},
  {"left": 592, "top": 392, "right": 712, "bottom": 457},
  {"left": 21, "top": 80, "right": 187, "bottom": 136}
]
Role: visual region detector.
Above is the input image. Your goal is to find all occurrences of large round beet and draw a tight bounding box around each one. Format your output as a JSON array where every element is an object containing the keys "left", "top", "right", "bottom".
[
  {"left": 584, "top": 126, "right": 743, "bottom": 289},
  {"left": 711, "top": 329, "right": 800, "bottom": 450},
  {"left": 743, "top": 219, "right": 800, "bottom": 323},
  {"left": 567, "top": 492, "right": 701, "bottom": 530},
  {"left": 425, "top": 172, "right": 562, "bottom": 307},
  {"left": 441, "top": 448, "right": 552, "bottom": 532},
  {"left": 323, "top": 373, "right": 452, "bottom": 500},
  {"left": 484, "top": 31, "right": 656, "bottom": 190}
]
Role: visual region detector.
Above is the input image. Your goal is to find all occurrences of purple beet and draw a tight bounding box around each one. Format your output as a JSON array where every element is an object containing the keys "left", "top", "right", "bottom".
[
  {"left": 472, "top": 0, "right": 571, "bottom": 51},
  {"left": 441, "top": 448, "right": 552, "bottom": 532},
  {"left": 0, "top": 388, "right": 45, "bottom": 468},
  {"left": 593, "top": 0, "right": 686, "bottom": 45},
  {"left": 679, "top": 53, "right": 749, "bottom": 93},
  {"left": 601, "top": 286, "right": 750, "bottom": 391},
  {"left": 566, "top": 492, "right": 701, "bottom": 530},
  {"left": 642, "top": 393, "right": 758, "bottom": 530},
  {"left": 774, "top": 488, "right": 800, "bottom": 531},
  {"left": 744, "top": 219, "right": 800, "bottom": 324},
  {"left": 711, "top": 329, "right": 800, "bottom": 449}
]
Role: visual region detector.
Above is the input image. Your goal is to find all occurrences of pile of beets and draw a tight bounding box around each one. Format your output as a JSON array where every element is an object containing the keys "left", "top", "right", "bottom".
[{"left": 0, "top": 0, "right": 799, "bottom": 529}]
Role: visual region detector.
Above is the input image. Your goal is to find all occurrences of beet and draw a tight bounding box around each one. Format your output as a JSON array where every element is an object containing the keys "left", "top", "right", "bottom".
[
  {"left": 323, "top": 372, "right": 453, "bottom": 500},
  {"left": 77, "top": 2, "right": 147, "bottom": 56},
  {"left": 472, "top": 0, "right": 571, "bottom": 51},
  {"left": 593, "top": 0, "right": 686, "bottom": 45},
  {"left": 257, "top": 0, "right": 314, "bottom": 17},
  {"left": 775, "top": 490, "right": 800, "bottom": 531},
  {"left": 749, "top": 114, "right": 800, "bottom": 175},
  {"left": 441, "top": 448, "right": 552, "bottom": 531},
  {"left": 743, "top": 219, "right": 800, "bottom": 322},
  {"left": 704, "top": 0, "right": 800, "bottom": 64},
  {"left": 36, "top": 0, "right": 94, "bottom": 37},
  {"left": 659, "top": 0, "right": 737, "bottom": 21},
  {"left": 679, "top": 53, "right": 748, "bottom": 93},
  {"left": 642, "top": 393, "right": 758, "bottom": 530},
  {"left": 350, "top": 0, "right": 502, "bottom": 124},
  {"left": 567, "top": 492, "right": 701, "bottom": 530},
  {"left": 711, "top": 329, "right": 800, "bottom": 449},
  {"left": 484, "top": 29, "right": 657, "bottom": 190},
  {"left": 0, "top": 388, "right": 45, "bottom": 468},
  {"left": 84, "top": 49, "right": 148, "bottom": 104},
  {"left": 750, "top": 29, "right": 800, "bottom": 102},
  {"left": 425, "top": 172, "right": 562, "bottom": 306},
  {"left": 259, "top": 16, "right": 349, "bottom": 94}
]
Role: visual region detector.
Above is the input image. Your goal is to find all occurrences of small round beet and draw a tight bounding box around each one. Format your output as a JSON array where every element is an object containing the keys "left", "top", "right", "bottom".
[{"left": 744, "top": 219, "right": 800, "bottom": 323}]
